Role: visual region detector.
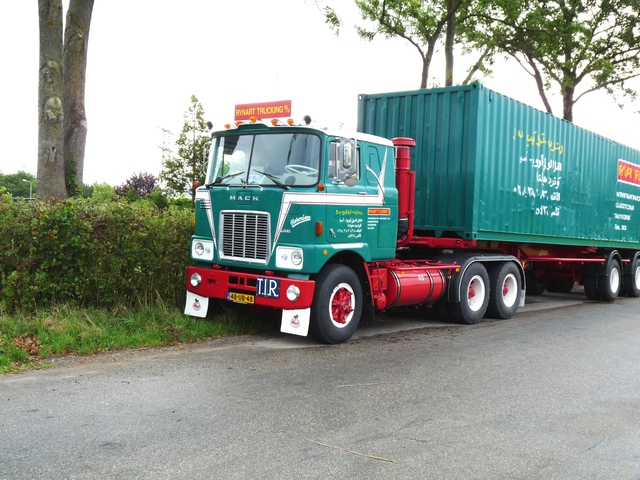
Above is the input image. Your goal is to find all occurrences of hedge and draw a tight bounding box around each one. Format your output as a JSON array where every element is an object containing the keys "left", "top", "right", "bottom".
[{"left": 0, "top": 197, "right": 193, "bottom": 313}]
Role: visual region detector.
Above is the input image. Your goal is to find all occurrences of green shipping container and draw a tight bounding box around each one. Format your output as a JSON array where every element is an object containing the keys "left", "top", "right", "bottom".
[{"left": 357, "top": 83, "right": 640, "bottom": 249}]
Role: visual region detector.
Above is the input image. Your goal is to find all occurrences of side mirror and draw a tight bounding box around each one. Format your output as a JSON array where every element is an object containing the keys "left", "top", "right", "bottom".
[
  {"left": 343, "top": 142, "right": 353, "bottom": 169},
  {"left": 344, "top": 176, "right": 358, "bottom": 187},
  {"left": 338, "top": 138, "right": 356, "bottom": 169}
]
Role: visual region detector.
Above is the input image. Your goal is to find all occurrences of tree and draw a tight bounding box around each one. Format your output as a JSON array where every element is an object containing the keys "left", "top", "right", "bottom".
[
  {"left": 0, "top": 171, "right": 37, "bottom": 198},
  {"left": 63, "top": 0, "right": 94, "bottom": 196},
  {"left": 37, "top": 0, "right": 94, "bottom": 199},
  {"left": 38, "top": 0, "right": 65, "bottom": 199},
  {"left": 91, "top": 183, "right": 117, "bottom": 203},
  {"left": 115, "top": 172, "right": 158, "bottom": 198},
  {"left": 160, "top": 95, "right": 211, "bottom": 203},
  {"left": 322, "top": 0, "right": 491, "bottom": 88},
  {"left": 475, "top": 0, "right": 640, "bottom": 121}
]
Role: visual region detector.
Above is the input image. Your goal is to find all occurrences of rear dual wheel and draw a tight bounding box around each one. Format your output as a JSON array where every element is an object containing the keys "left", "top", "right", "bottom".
[
  {"left": 623, "top": 257, "right": 640, "bottom": 298},
  {"left": 584, "top": 258, "right": 622, "bottom": 302},
  {"left": 449, "top": 262, "right": 521, "bottom": 324},
  {"left": 448, "top": 263, "right": 490, "bottom": 325},
  {"left": 525, "top": 271, "right": 546, "bottom": 296},
  {"left": 599, "top": 259, "right": 621, "bottom": 302},
  {"left": 545, "top": 279, "right": 575, "bottom": 293},
  {"left": 487, "top": 262, "right": 521, "bottom": 319}
]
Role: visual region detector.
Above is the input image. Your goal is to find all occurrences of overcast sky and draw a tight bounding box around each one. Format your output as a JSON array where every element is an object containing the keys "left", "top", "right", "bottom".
[{"left": 3, "top": 1, "right": 639, "bottom": 187}]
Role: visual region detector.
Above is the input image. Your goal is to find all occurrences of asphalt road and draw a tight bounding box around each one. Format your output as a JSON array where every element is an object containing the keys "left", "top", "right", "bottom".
[{"left": 2, "top": 291, "right": 640, "bottom": 479}]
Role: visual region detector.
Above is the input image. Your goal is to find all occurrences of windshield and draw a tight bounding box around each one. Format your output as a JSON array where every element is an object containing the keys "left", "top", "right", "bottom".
[{"left": 207, "top": 132, "right": 321, "bottom": 188}]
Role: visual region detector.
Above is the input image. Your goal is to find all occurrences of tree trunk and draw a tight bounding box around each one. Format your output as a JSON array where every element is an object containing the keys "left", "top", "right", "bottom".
[
  {"left": 63, "top": 0, "right": 94, "bottom": 195},
  {"left": 463, "top": 46, "right": 491, "bottom": 84},
  {"left": 37, "top": 0, "right": 67, "bottom": 199},
  {"left": 420, "top": 42, "right": 438, "bottom": 89},
  {"left": 444, "top": 0, "right": 456, "bottom": 86},
  {"left": 420, "top": 57, "right": 429, "bottom": 89},
  {"left": 562, "top": 85, "right": 574, "bottom": 122},
  {"left": 527, "top": 54, "right": 554, "bottom": 115}
]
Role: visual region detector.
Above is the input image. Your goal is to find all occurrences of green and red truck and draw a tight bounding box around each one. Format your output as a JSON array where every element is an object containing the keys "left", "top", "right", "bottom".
[{"left": 184, "top": 83, "right": 640, "bottom": 343}]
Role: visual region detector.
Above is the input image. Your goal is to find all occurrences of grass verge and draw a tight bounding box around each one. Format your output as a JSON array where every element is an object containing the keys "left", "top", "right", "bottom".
[{"left": 0, "top": 305, "right": 277, "bottom": 373}]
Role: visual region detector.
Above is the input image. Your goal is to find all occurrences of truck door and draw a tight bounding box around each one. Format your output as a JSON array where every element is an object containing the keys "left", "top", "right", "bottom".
[
  {"left": 325, "top": 139, "right": 368, "bottom": 246},
  {"left": 326, "top": 139, "right": 397, "bottom": 258}
]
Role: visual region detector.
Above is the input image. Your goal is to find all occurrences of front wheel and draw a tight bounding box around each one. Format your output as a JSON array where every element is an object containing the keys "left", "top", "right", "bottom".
[
  {"left": 487, "top": 262, "right": 521, "bottom": 319},
  {"left": 310, "top": 264, "right": 362, "bottom": 344},
  {"left": 448, "top": 263, "right": 490, "bottom": 325}
]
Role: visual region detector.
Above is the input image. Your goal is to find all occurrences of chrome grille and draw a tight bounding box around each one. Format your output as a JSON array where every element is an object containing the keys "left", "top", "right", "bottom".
[{"left": 219, "top": 211, "right": 270, "bottom": 263}]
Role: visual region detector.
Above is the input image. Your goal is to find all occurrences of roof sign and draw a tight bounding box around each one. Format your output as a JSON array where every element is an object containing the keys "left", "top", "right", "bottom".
[{"left": 235, "top": 100, "right": 292, "bottom": 120}]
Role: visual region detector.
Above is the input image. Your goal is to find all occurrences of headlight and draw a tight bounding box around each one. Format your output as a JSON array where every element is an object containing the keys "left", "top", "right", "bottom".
[
  {"left": 291, "top": 250, "right": 303, "bottom": 266},
  {"left": 190, "top": 273, "right": 202, "bottom": 287},
  {"left": 192, "top": 239, "right": 214, "bottom": 261},
  {"left": 286, "top": 285, "right": 300, "bottom": 302},
  {"left": 275, "top": 247, "right": 304, "bottom": 270}
]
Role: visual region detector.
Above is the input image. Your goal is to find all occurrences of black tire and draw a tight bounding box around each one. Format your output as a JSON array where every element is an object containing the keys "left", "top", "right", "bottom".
[
  {"left": 546, "top": 279, "right": 575, "bottom": 293},
  {"left": 448, "top": 263, "right": 490, "bottom": 325},
  {"left": 310, "top": 264, "right": 362, "bottom": 344},
  {"left": 525, "top": 271, "right": 546, "bottom": 296},
  {"left": 486, "top": 262, "right": 521, "bottom": 319},
  {"left": 623, "top": 257, "right": 640, "bottom": 298},
  {"left": 584, "top": 275, "right": 600, "bottom": 300},
  {"left": 598, "top": 259, "right": 621, "bottom": 302}
]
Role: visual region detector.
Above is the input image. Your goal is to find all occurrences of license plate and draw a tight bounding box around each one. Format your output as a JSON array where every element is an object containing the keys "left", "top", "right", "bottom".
[{"left": 227, "top": 292, "right": 255, "bottom": 304}]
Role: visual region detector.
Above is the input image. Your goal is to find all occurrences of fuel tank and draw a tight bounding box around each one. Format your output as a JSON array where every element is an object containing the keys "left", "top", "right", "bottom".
[{"left": 384, "top": 263, "right": 449, "bottom": 309}]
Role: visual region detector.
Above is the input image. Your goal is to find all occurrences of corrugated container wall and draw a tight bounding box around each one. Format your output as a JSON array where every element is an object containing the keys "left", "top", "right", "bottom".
[{"left": 357, "top": 83, "right": 640, "bottom": 249}]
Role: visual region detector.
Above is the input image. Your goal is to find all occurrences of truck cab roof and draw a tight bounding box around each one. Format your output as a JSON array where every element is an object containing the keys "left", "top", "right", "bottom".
[{"left": 215, "top": 121, "right": 394, "bottom": 148}]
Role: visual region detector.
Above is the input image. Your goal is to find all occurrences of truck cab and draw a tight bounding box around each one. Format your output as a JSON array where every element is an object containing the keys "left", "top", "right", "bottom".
[{"left": 185, "top": 120, "right": 399, "bottom": 343}]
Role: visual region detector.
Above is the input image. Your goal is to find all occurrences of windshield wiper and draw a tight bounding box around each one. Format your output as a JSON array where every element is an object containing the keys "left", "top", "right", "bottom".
[
  {"left": 253, "top": 170, "right": 290, "bottom": 190},
  {"left": 206, "top": 171, "right": 244, "bottom": 187}
]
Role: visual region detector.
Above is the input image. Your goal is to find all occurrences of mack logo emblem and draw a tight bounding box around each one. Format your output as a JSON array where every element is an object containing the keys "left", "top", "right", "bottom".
[{"left": 230, "top": 195, "right": 259, "bottom": 203}]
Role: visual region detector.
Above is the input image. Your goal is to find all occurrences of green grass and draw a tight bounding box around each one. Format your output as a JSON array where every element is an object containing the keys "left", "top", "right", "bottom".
[{"left": 0, "top": 305, "right": 278, "bottom": 373}]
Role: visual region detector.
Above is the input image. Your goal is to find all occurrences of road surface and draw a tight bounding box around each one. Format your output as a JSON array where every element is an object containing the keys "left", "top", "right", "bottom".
[{"left": 2, "top": 291, "right": 640, "bottom": 479}]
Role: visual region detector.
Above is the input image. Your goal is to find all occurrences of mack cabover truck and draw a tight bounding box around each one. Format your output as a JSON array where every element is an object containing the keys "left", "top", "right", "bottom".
[{"left": 185, "top": 83, "right": 640, "bottom": 344}]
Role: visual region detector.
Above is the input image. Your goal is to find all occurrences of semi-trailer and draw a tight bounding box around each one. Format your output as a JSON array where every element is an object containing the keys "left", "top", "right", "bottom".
[{"left": 185, "top": 83, "right": 640, "bottom": 343}]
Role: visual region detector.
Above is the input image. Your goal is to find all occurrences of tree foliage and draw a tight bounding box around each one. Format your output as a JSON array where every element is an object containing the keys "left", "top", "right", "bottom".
[
  {"left": 474, "top": 0, "right": 640, "bottom": 121},
  {"left": 37, "top": 0, "right": 94, "bottom": 199},
  {"left": 160, "top": 95, "right": 211, "bottom": 203},
  {"left": 0, "top": 172, "right": 37, "bottom": 198},
  {"left": 322, "top": 0, "right": 492, "bottom": 88},
  {"left": 321, "top": 0, "right": 640, "bottom": 121},
  {"left": 115, "top": 172, "right": 158, "bottom": 198},
  {"left": 82, "top": 182, "right": 115, "bottom": 202}
]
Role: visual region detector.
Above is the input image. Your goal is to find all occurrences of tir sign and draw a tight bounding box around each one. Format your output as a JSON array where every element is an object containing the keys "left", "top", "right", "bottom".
[{"left": 256, "top": 277, "right": 280, "bottom": 299}]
